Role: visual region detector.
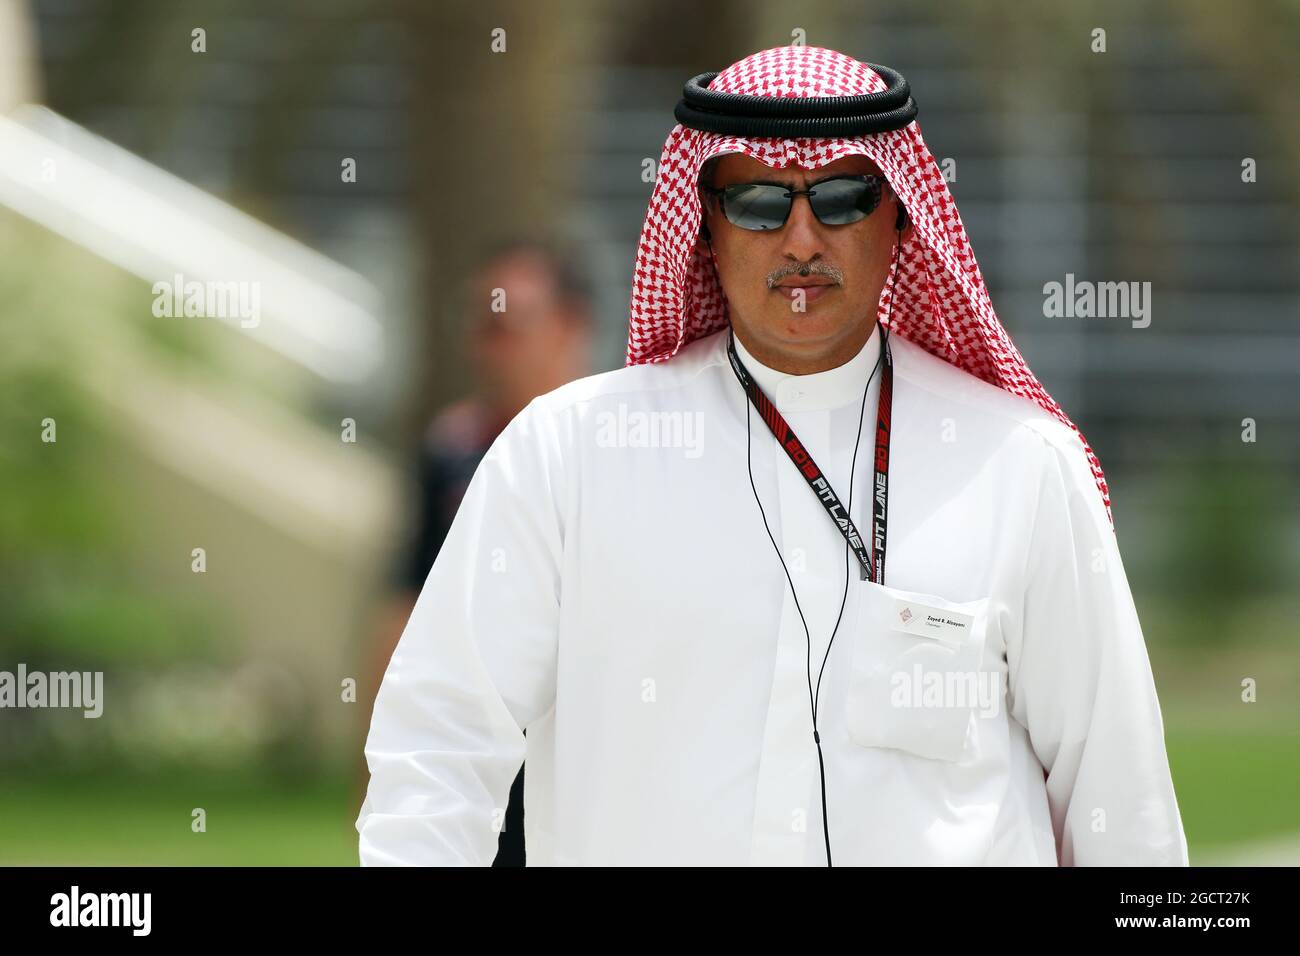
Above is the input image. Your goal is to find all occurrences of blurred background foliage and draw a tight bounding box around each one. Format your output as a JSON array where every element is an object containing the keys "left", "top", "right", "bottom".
[{"left": 0, "top": 0, "right": 1296, "bottom": 864}]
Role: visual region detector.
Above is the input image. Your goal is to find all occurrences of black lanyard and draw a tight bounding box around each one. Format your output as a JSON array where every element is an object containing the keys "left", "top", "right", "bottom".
[{"left": 727, "top": 329, "right": 892, "bottom": 584}]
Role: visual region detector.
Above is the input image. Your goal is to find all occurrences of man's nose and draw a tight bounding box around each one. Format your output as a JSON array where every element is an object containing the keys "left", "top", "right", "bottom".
[{"left": 779, "top": 192, "right": 827, "bottom": 262}]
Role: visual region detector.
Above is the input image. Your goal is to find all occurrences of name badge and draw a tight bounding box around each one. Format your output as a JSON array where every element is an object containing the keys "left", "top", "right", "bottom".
[{"left": 893, "top": 598, "right": 973, "bottom": 646}]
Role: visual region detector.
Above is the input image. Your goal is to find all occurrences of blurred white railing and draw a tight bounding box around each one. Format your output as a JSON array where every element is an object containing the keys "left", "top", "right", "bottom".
[{"left": 0, "top": 104, "right": 384, "bottom": 384}]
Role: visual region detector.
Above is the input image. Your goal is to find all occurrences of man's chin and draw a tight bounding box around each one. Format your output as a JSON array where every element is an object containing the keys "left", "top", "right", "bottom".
[{"left": 763, "top": 311, "right": 848, "bottom": 349}]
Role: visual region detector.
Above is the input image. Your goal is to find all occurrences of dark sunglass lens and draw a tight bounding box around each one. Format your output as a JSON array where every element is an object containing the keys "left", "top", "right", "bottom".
[
  {"left": 809, "top": 177, "right": 881, "bottom": 225},
  {"left": 722, "top": 183, "right": 790, "bottom": 231}
]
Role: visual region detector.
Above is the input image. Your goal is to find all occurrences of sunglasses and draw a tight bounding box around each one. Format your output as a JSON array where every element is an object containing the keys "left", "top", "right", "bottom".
[{"left": 700, "top": 174, "right": 886, "bottom": 231}]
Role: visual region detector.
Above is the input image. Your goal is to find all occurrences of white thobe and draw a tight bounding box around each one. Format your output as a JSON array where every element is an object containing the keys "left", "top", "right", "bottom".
[{"left": 356, "top": 321, "right": 1189, "bottom": 866}]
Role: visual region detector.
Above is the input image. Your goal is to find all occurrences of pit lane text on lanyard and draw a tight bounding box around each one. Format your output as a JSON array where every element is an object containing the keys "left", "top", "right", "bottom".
[{"left": 726, "top": 330, "right": 892, "bottom": 585}]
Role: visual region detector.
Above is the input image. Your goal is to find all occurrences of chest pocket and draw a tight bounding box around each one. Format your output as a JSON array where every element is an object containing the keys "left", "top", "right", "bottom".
[{"left": 844, "top": 580, "right": 993, "bottom": 763}]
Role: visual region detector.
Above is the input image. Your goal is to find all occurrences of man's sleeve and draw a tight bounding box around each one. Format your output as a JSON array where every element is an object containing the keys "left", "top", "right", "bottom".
[
  {"left": 356, "top": 398, "right": 565, "bottom": 865},
  {"left": 1006, "top": 427, "right": 1189, "bottom": 866}
]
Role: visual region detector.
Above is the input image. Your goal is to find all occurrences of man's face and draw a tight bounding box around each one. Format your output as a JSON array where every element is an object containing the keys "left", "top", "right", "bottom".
[
  {"left": 699, "top": 153, "right": 903, "bottom": 368},
  {"left": 467, "top": 252, "right": 588, "bottom": 413}
]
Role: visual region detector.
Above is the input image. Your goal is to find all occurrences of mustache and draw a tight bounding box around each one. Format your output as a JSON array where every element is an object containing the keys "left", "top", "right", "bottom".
[{"left": 765, "top": 260, "right": 844, "bottom": 288}]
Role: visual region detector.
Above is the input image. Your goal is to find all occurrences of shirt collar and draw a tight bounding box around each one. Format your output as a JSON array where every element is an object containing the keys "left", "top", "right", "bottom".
[{"left": 727, "top": 321, "right": 883, "bottom": 411}]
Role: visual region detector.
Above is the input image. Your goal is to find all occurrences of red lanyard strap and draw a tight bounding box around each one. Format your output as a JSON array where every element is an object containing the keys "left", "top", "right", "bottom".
[{"left": 726, "top": 330, "right": 893, "bottom": 584}]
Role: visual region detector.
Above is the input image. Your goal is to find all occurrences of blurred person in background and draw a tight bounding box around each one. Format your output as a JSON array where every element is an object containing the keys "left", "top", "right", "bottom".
[{"left": 361, "top": 239, "right": 594, "bottom": 866}]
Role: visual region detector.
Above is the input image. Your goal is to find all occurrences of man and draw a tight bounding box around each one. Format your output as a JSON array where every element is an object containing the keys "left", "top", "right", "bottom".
[
  {"left": 362, "top": 240, "right": 592, "bottom": 866},
  {"left": 356, "top": 46, "right": 1188, "bottom": 866}
]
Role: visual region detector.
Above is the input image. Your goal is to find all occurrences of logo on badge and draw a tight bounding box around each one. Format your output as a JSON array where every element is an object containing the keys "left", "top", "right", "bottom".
[{"left": 899, "top": 606, "right": 913, "bottom": 625}]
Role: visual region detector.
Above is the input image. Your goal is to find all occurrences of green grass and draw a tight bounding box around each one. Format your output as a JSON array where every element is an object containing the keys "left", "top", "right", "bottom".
[
  {"left": 1167, "top": 728, "right": 1300, "bottom": 852},
  {"left": 1, "top": 727, "right": 1296, "bottom": 865},
  {"left": 0, "top": 768, "right": 362, "bottom": 866}
]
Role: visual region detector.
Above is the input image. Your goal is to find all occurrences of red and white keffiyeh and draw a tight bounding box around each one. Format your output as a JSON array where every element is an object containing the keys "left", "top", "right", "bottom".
[{"left": 626, "top": 45, "right": 1113, "bottom": 525}]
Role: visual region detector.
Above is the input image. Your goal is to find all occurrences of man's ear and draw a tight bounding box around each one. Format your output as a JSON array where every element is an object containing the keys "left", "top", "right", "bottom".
[
  {"left": 890, "top": 192, "right": 915, "bottom": 243},
  {"left": 697, "top": 232, "right": 715, "bottom": 264},
  {"left": 696, "top": 205, "right": 715, "bottom": 258},
  {"left": 885, "top": 182, "right": 908, "bottom": 233},
  {"left": 697, "top": 183, "right": 714, "bottom": 233}
]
